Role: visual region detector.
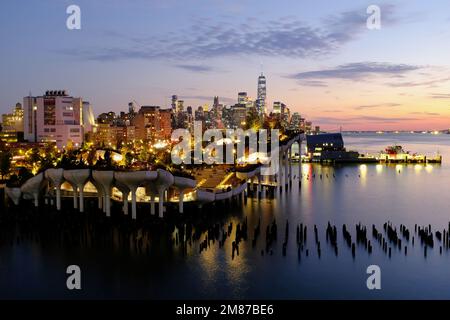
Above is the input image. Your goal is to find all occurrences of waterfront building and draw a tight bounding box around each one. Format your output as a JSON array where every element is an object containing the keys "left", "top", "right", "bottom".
[
  {"left": 232, "top": 104, "right": 247, "bottom": 129},
  {"left": 95, "top": 123, "right": 116, "bottom": 148},
  {"left": 132, "top": 106, "right": 172, "bottom": 143},
  {"left": 23, "top": 90, "right": 92, "bottom": 148},
  {"left": 272, "top": 102, "right": 290, "bottom": 128},
  {"left": 0, "top": 103, "right": 24, "bottom": 142},
  {"left": 94, "top": 113, "right": 136, "bottom": 148},
  {"left": 222, "top": 106, "right": 233, "bottom": 129},
  {"left": 306, "top": 133, "right": 358, "bottom": 161},
  {"left": 289, "top": 112, "right": 302, "bottom": 133},
  {"left": 304, "top": 121, "right": 313, "bottom": 134}
]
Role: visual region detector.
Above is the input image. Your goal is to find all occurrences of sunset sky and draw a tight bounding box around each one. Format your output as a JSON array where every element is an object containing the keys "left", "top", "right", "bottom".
[{"left": 1, "top": 0, "right": 450, "bottom": 131}]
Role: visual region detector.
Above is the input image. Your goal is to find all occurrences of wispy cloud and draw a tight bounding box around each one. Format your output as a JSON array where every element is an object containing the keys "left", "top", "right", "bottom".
[
  {"left": 322, "top": 109, "right": 343, "bottom": 113},
  {"left": 58, "top": 6, "right": 399, "bottom": 62},
  {"left": 409, "top": 111, "right": 440, "bottom": 116},
  {"left": 353, "top": 103, "right": 402, "bottom": 110},
  {"left": 297, "top": 80, "right": 329, "bottom": 87},
  {"left": 386, "top": 77, "right": 450, "bottom": 88},
  {"left": 430, "top": 93, "right": 450, "bottom": 99},
  {"left": 175, "top": 64, "right": 215, "bottom": 73},
  {"left": 288, "top": 62, "right": 421, "bottom": 82}
]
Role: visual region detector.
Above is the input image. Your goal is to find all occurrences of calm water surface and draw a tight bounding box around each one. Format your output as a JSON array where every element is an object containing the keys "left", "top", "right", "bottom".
[{"left": 1, "top": 133, "right": 450, "bottom": 299}]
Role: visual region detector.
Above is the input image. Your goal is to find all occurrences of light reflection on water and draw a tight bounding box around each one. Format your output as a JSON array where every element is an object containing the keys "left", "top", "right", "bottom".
[{"left": 1, "top": 133, "right": 450, "bottom": 299}]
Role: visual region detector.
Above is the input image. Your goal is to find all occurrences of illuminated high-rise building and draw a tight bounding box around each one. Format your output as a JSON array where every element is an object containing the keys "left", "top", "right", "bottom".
[
  {"left": 256, "top": 73, "right": 266, "bottom": 116},
  {"left": 238, "top": 92, "right": 248, "bottom": 104},
  {"left": 171, "top": 95, "right": 178, "bottom": 112}
]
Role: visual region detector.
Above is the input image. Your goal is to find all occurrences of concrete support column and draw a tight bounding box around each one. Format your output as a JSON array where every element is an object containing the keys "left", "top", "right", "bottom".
[
  {"left": 179, "top": 190, "right": 185, "bottom": 214},
  {"left": 102, "top": 195, "right": 107, "bottom": 213},
  {"left": 45, "top": 169, "right": 64, "bottom": 211},
  {"left": 150, "top": 194, "right": 155, "bottom": 215},
  {"left": 98, "top": 192, "right": 103, "bottom": 210},
  {"left": 123, "top": 192, "right": 129, "bottom": 215},
  {"left": 279, "top": 151, "right": 284, "bottom": 193},
  {"left": 298, "top": 140, "right": 302, "bottom": 189},
  {"left": 55, "top": 185, "right": 62, "bottom": 210},
  {"left": 284, "top": 151, "right": 289, "bottom": 189},
  {"left": 289, "top": 147, "right": 293, "bottom": 186},
  {"left": 78, "top": 184, "right": 85, "bottom": 213},
  {"left": 158, "top": 188, "right": 165, "bottom": 218},
  {"left": 131, "top": 187, "right": 137, "bottom": 220},
  {"left": 33, "top": 192, "right": 39, "bottom": 207},
  {"left": 257, "top": 175, "right": 262, "bottom": 199},
  {"left": 104, "top": 188, "right": 111, "bottom": 217},
  {"left": 73, "top": 186, "right": 78, "bottom": 209}
]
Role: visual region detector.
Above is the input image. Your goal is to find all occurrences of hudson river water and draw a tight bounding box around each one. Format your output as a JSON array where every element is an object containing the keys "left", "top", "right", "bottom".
[{"left": 1, "top": 133, "right": 450, "bottom": 299}]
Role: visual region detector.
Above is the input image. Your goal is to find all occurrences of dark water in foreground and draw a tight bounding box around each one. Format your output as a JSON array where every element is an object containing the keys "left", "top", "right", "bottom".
[{"left": 1, "top": 133, "right": 450, "bottom": 300}]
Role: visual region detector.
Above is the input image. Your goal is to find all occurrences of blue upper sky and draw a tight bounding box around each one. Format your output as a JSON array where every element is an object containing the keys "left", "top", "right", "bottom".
[{"left": 1, "top": 0, "right": 450, "bottom": 130}]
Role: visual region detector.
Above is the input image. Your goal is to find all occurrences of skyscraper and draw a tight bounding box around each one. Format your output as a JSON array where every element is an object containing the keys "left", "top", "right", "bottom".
[
  {"left": 213, "top": 96, "right": 219, "bottom": 109},
  {"left": 238, "top": 92, "right": 248, "bottom": 104},
  {"left": 256, "top": 73, "right": 266, "bottom": 116},
  {"left": 171, "top": 95, "right": 178, "bottom": 112}
]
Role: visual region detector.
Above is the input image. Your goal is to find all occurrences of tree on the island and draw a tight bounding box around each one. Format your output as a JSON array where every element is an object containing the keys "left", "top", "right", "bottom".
[
  {"left": 244, "top": 107, "right": 262, "bottom": 130},
  {"left": 264, "top": 115, "right": 283, "bottom": 131},
  {"left": 95, "top": 150, "right": 114, "bottom": 169},
  {"left": 138, "top": 145, "right": 150, "bottom": 162},
  {"left": 85, "top": 146, "right": 97, "bottom": 166},
  {"left": 104, "top": 150, "right": 113, "bottom": 168},
  {"left": 59, "top": 150, "right": 78, "bottom": 169},
  {"left": 29, "top": 147, "right": 41, "bottom": 164},
  {"left": 0, "top": 151, "right": 12, "bottom": 180}
]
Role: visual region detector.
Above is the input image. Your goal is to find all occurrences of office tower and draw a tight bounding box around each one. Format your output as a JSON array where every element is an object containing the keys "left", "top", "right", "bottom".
[
  {"left": 171, "top": 95, "right": 178, "bottom": 112},
  {"left": 0, "top": 103, "right": 24, "bottom": 142},
  {"left": 132, "top": 106, "right": 173, "bottom": 143},
  {"left": 176, "top": 100, "right": 184, "bottom": 113},
  {"left": 256, "top": 73, "right": 266, "bottom": 116},
  {"left": 273, "top": 101, "right": 284, "bottom": 114},
  {"left": 238, "top": 92, "right": 248, "bottom": 104},
  {"left": 213, "top": 96, "right": 219, "bottom": 109},
  {"left": 290, "top": 112, "right": 302, "bottom": 132}
]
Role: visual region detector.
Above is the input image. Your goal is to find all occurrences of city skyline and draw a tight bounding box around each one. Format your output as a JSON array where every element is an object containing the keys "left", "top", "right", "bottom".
[{"left": 2, "top": 0, "right": 450, "bottom": 131}]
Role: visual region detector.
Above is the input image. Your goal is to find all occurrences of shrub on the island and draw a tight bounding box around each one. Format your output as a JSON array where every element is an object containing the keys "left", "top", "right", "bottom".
[{"left": 6, "top": 168, "right": 33, "bottom": 188}]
